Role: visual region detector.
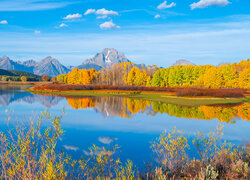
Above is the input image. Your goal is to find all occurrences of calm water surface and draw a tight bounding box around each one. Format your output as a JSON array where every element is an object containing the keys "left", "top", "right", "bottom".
[{"left": 0, "top": 84, "right": 249, "bottom": 167}]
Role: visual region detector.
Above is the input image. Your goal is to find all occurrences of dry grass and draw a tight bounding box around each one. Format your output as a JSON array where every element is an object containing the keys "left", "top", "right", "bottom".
[
  {"left": 176, "top": 88, "right": 245, "bottom": 98},
  {"left": 31, "top": 83, "right": 247, "bottom": 98},
  {"left": 32, "top": 83, "right": 177, "bottom": 92}
]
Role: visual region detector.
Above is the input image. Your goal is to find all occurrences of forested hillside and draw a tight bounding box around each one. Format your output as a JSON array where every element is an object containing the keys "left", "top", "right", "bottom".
[{"left": 0, "top": 69, "right": 42, "bottom": 81}]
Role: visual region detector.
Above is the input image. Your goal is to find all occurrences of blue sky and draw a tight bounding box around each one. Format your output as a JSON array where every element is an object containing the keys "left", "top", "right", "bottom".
[{"left": 0, "top": 0, "right": 250, "bottom": 67}]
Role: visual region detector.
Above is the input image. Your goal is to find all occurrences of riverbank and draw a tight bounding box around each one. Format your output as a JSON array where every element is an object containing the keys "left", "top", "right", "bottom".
[
  {"left": 28, "top": 87, "right": 250, "bottom": 107},
  {"left": 0, "top": 81, "right": 45, "bottom": 86}
]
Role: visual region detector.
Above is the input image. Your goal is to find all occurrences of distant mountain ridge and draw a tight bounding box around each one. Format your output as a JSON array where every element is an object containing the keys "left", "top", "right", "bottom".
[
  {"left": 33, "top": 56, "right": 69, "bottom": 77},
  {"left": 1, "top": 48, "right": 192, "bottom": 77},
  {"left": 173, "top": 59, "right": 195, "bottom": 66},
  {"left": 0, "top": 56, "right": 69, "bottom": 77},
  {"left": 0, "top": 56, "right": 34, "bottom": 73},
  {"left": 79, "top": 48, "right": 130, "bottom": 70},
  {"left": 77, "top": 48, "right": 146, "bottom": 71}
]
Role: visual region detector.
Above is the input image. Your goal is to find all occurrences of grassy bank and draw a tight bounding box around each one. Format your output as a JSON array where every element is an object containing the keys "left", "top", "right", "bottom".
[
  {"left": 28, "top": 88, "right": 250, "bottom": 107},
  {"left": 0, "top": 81, "right": 46, "bottom": 86}
]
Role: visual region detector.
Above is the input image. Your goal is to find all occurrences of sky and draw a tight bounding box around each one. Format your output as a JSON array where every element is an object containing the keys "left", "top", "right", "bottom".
[{"left": 0, "top": 0, "right": 250, "bottom": 67}]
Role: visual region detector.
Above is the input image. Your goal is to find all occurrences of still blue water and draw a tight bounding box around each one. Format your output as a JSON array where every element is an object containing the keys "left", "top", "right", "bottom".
[{"left": 0, "top": 85, "right": 249, "bottom": 168}]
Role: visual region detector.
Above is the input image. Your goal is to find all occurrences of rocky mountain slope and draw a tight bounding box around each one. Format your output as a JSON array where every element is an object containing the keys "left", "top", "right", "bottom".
[
  {"left": 33, "top": 56, "right": 69, "bottom": 77},
  {"left": 0, "top": 56, "right": 34, "bottom": 73},
  {"left": 172, "top": 59, "right": 195, "bottom": 66},
  {"left": 78, "top": 48, "right": 131, "bottom": 70},
  {"left": 0, "top": 56, "right": 69, "bottom": 77}
]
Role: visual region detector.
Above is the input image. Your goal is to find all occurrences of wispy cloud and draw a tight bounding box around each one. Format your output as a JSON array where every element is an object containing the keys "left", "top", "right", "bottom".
[
  {"left": 157, "top": 1, "right": 176, "bottom": 9},
  {"left": 84, "top": 8, "right": 96, "bottom": 15},
  {"left": 56, "top": 23, "right": 68, "bottom": 28},
  {"left": 64, "top": 145, "right": 79, "bottom": 151},
  {"left": 190, "top": 0, "right": 230, "bottom": 10},
  {"left": 120, "top": 8, "right": 185, "bottom": 18},
  {"left": 34, "top": 30, "right": 40, "bottom": 34},
  {"left": 98, "top": 137, "right": 118, "bottom": 145},
  {"left": 63, "top": 13, "right": 82, "bottom": 20},
  {"left": 155, "top": 14, "right": 161, "bottom": 19},
  {"left": 100, "top": 20, "right": 120, "bottom": 29},
  {"left": 97, "top": 15, "right": 108, "bottom": 19},
  {"left": 0, "top": 20, "right": 8, "bottom": 24},
  {"left": 0, "top": 0, "right": 76, "bottom": 11}
]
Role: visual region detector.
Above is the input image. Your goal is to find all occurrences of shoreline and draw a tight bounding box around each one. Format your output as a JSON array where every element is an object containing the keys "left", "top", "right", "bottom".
[
  {"left": 27, "top": 88, "right": 250, "bottom": 107},
  {"left": 0, "top": 81, "right": 45, "bottom": 86}
]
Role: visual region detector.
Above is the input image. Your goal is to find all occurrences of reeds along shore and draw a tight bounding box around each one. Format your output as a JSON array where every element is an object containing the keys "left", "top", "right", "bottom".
[
  {"left": 31, "top": 83, "right": 247, "bottom": 98},
  {"left": 0, "top": 111, "right": 249, "bottom": 179}
]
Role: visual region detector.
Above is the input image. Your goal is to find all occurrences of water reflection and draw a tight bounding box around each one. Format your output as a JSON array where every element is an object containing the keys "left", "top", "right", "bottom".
[
  {"left": 0, "top": 85, "right": 249, "bottom": 123},
  {"left": 0, "top": 85, "right": 63, "bottom": 107},
  {"left": 66, "top": 97, "right": 250, "bottom": 123},
  {"left": 0, "top": 85, "right": 249, "bottom": 167}
]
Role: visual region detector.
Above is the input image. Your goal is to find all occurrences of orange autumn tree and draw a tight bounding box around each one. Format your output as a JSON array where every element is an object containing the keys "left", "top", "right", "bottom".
[
  {"left": 62, "top": 60, "right": 250, "bottom": 89},
  {"left": 42, "top": 75, "right": 50, "bottom": 82},
  {"left": 67, "top": 68, "right": 97, "bottom": 85}
]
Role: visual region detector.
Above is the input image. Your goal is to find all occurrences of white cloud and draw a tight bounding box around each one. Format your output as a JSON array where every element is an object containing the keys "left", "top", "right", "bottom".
[
  {"left": 97, "top": 15, "right": 108, "bottom": 19},
  {"left": 84, "top": 9, "right": 96, "bottom": 15},
  {"left": 190, "top": 0, "right": 230, "bottom": 10},
  {"left": 63, "top": 13, "right": 82, "bottom": 20},
  {"left": 157, "top": 1, "right": 176, "bottom": 9},
  {"left": 100, "top": 20, "right": 120, "bottom": 29},
  {"left": 85, "top": 8, "right": 118, "bottom": 19},
  {"left": 0, "top": 20, "right": 7, "bottom": 24},
  {"left": 96, "top": 8, "right": 118, "bottom": 16},
  {"left": 59, "top": 23, "right": 68, "bottom": 28},
  {"left": 34, "top": 30, "right": 40, "bottom": 34},
  {"left": 64, "top": 145, "right": 79, "bottom": 151},
  {"left": 98, "top": 137, "right": 118, "bottom": 145},
  {"left": 155, "top": 14, "right": 161, "bottom": 19}
]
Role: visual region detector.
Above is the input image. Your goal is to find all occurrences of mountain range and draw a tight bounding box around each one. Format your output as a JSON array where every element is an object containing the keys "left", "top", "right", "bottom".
[
  {"left": 78, "top": 48, "right": 132, "bottom": 71},
  {"left": 0, "top": 56, "right": 69, "bottom": 77},
  {"left": 173, "top": 59, "right": 195, "bottom": 66},
  {"left": 0, "top": 48, "right": 194, "bottom": 77},
  {"left": 0, "top": 85, "right": 62, "bottom": 107}
]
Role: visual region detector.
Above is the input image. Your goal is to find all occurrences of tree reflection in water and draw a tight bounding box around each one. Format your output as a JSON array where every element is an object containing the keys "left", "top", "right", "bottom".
[{"left": 66, "top": 96, "right": 250, "bottom": 123}]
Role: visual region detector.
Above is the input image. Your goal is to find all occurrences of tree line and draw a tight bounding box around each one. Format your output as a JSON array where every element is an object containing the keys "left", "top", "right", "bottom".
[{"left": 57, "top": 60, "right": 250, "bottom": 89}]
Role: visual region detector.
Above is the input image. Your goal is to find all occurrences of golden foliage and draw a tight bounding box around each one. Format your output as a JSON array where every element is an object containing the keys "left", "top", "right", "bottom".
[
  {"left": 20, "top": 76, "right": 27, "bottom": 82},
  {"left": 67, "top": 98, "right": 95, "bottom": 109},
  {"left": 65, "top": 96, "right": 250, "bottom": 122},
  {"left": 152, "top": 60, "right": 250, "bottom": 89},
  {"left": 67, "top": 68, "right": 97, "bottom": 85}
]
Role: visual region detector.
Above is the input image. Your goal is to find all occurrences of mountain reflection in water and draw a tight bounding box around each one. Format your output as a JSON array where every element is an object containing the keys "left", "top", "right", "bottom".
[
  {"left": 66, "top": 97, "right": 250, "bottom": 123},
  {"left": 0, "top": 85, "right": 63, "bottom": 107}
]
